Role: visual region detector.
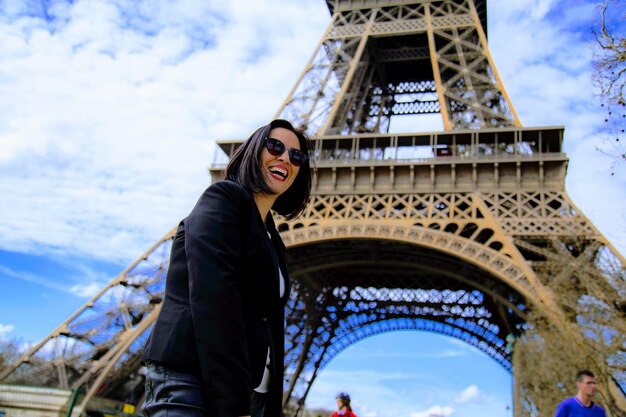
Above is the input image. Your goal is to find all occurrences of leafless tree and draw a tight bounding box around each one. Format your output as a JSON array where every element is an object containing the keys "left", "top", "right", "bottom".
[
  {"left": 516, "top": 240, "right": 626, "bottom": 417},
  {"left": 592, "top": 0, "right": 626, "bottom": 171},
  {"left": 0, "top": 339, "right": 23, "bottom": 376}
]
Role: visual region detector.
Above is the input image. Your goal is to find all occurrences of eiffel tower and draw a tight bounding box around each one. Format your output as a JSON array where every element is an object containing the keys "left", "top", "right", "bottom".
[{"left": 2, "top": 0, "right": 625, "bottom": 416}]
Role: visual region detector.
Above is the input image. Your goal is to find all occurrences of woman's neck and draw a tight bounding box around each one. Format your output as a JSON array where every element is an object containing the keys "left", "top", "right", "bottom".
[{"left": 253, "top": 193, "right": 276, "bottom": 224}]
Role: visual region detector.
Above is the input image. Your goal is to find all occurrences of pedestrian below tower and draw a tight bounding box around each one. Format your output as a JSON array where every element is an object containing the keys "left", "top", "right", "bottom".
[
  {"left": 554, "top": 370, "right": 606, "bottom": 417},
  {"left": 331, "top": 392, "right": 357, "bottom": 417}
]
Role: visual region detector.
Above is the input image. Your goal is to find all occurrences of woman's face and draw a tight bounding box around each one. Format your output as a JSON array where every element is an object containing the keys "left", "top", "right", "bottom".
[{"left": 261, "top": 127, "right": 301, "bottom": 196}]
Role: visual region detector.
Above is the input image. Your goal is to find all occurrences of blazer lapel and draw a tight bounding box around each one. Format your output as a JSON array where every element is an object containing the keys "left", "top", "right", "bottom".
[
  {"left": 265, "top": 216, "right": 290, "bottom": 302},
  {"left": 260, "top": 216, "right": 281, "bottom": 301}
]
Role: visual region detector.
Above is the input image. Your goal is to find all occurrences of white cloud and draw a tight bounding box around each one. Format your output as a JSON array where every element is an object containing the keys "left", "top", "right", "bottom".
[
  {"left": 0, "top": 2, "right": 623, "bottom": 415},
  {"left": 0, "top": 265, "right": 69, "bottom": 292},
  {"left": 411, "top": 405, "right": 454, "bottom": 417},
  {"left": 0, "top": 323, "right": 15, "bottom": 340},
  {"left": 445, "top": 338, "right": 486, "bottom": 356},
  {"left": 332, "top": 369, "right": 418, "bottom": 383},
  {"left": 0, "top": 0, "right": 623, "bottom": 272},
  {"left": 455, "top": 385, "right": 480, "bottom": 403},
  {"left": 361, "top": 345, "right": 467, "bottom": 359},
  {"left": 487, "top": 0, "right": 626, "bottom": 258},
  {"left": 69, "top": 282, "right": 101, "bottom": 298},
  {"left": 0, "top": 0, "right": 328, "bottom": 265},
  {"left": 0, "top": 264, "right": 110, "bottom": 298},
  {"left": 305, "top": 369, "right": 417, "bottom": 417}
]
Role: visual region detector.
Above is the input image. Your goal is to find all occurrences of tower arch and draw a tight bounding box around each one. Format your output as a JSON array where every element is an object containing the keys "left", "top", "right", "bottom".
[
  {"left": 279, "top": 236, "right": 530, "bottom": 408},
  {"left": 279, "top": 222, "right": 539, "bottom": 307},
  {"left": 2, "top": 0, "right": 625, "bottom": 415}
]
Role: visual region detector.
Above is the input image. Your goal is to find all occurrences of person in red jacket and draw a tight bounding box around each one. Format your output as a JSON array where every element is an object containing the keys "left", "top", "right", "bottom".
[{"left": 330, "top": 392, "right": 357, "bottom": 417}]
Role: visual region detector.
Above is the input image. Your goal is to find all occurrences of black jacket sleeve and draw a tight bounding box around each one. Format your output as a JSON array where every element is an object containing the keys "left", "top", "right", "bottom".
[{"left": 184, "top": 181, "right": 252, "bottom": 416}]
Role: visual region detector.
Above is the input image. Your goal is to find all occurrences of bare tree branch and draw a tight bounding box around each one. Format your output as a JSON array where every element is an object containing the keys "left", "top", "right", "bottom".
[
  {"left": 592, "top": 0, "right": 626, "bottom": 170},
  {"left": 517, "top": 239, "right": 626, "bottom": 417}
]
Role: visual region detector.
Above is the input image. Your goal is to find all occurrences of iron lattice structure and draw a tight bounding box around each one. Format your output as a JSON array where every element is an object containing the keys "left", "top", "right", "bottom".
[
  {"left": 2, "top": 1, "right": 625, "bottom": 416},
  {"left": 279, "top": 0, "right": 518, "bottom": 134}
]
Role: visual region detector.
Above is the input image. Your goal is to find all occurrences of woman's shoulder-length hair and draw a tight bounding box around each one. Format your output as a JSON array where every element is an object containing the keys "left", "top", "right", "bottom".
[{"left": 225, "top": 119, "right": 312, "bottom": 220}]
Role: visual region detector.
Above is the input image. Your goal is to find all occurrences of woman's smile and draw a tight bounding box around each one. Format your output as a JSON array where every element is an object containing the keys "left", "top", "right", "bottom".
[{"left": 261, "top": 127, "right": 300, "bottom": 195}]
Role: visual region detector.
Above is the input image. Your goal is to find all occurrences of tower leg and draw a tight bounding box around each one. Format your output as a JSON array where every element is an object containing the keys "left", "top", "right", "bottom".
[{"left": 512, "top": 340, "right": 521, "bottom": 417}]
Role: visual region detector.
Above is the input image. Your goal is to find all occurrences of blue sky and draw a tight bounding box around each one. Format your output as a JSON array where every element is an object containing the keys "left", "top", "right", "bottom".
[{"left": 0, "top": 1, "right": 624, "bottom": 416}]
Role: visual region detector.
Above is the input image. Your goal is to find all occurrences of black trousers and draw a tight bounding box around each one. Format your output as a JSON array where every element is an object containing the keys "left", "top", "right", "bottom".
[{"left": 142, "top": 362, "right": 266, "bottom": 417}]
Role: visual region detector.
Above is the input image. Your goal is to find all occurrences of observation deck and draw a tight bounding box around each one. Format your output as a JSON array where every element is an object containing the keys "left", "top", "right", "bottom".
[
  {"left": 324, "top": 0, "right": 488, "bottom": 36},
  {"left": 210, "top": 126, "right": 567, "bottom": 194}
]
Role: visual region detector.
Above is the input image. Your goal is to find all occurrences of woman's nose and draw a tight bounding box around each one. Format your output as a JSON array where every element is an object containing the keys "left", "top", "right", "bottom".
[{"left": 277, "top": 149, "right": 290, "bottom": 163}]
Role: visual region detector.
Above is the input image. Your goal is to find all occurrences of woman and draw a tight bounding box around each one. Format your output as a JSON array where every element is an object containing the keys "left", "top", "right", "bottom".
[
  {"left": 331, "top": 392, "right": 357, "bottom": 417},
  {"left": 140, "top": 119, "right": 312, "bottom": 417}
]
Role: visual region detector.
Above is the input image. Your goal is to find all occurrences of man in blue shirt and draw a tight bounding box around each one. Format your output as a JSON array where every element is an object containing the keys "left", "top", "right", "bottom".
[{"left": 554, "top": 370, "right": 606, "bottom": 417}]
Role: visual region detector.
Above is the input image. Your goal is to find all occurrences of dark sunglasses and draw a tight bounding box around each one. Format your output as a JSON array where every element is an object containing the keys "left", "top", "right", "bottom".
[{"left": 264, "top": 137, "right": 307, "bottom": 166}]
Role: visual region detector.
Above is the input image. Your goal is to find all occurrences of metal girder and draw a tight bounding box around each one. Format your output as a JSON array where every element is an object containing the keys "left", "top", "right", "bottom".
[
  {"left": 0, "top": 231, "right": 174, "bottom": 408},
  {"left": 3, "top": 1, "right": 625, "bottom": 416},
  {"left": 277, "top": 0, "right": 518, "bottom": 134}
]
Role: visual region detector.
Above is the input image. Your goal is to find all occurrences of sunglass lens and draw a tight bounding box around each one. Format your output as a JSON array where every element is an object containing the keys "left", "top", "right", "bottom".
[
  {"left": 265, "top": 137, "right": 306, "bottom": 166},
  {"left": 288, "top": 150, "right": 306, "bottom": 166},
  {"left": 265, "top": 138, "right": 285, "bottom": 156}
]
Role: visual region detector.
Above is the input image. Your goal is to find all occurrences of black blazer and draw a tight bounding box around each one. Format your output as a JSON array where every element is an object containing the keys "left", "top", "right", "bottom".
[{"left": 141, "top": 180, "right": 291, "bottom": 417}]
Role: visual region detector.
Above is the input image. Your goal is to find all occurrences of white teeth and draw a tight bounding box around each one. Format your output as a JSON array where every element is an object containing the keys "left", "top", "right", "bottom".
[{"left": 269, "top": 167, "right": 287, "bottom": 178}]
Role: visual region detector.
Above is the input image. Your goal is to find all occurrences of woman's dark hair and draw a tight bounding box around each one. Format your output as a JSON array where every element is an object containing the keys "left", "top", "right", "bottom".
[
  {"left": 225, "top": 119, "right": 312, "bottom": 220},
  {"left": 337, "top": 392, "right": 352, "bottom": 410}
]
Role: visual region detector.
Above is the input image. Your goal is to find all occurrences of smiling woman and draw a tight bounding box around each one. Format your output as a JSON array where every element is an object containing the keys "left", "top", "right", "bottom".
[
  {"left": 2, "top": 0, "right": 626, "bottom": 416},
  {"left": 140, "top": 119, "right": 312, "bottom": 417}
]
